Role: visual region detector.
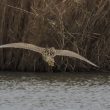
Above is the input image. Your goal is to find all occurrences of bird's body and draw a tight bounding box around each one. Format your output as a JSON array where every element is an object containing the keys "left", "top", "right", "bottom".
[{"left": 0, "top": 42, "right": 98, "bottom": 67}]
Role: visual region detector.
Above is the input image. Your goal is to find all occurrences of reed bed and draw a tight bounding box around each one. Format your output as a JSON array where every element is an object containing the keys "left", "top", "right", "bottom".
[{"left": 0, "top": 0, "right": 110, "bottom": 72}]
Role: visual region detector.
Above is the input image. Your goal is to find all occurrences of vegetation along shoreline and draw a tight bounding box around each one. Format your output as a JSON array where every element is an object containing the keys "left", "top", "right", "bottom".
[{"left": 0, "top": 0, "right": 109, "bottom": 72}]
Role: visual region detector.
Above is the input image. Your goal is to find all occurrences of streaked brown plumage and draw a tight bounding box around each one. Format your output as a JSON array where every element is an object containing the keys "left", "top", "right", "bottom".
[{"left": 0, "top": 43, "right": 98, "bottom": 67}]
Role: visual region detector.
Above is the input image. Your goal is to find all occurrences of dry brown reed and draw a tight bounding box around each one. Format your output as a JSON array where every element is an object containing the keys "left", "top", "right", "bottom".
[{"left": 0, "top": 0, "right": 110, "bottom": 72}]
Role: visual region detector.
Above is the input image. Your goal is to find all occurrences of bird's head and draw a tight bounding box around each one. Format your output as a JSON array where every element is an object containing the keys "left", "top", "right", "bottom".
[
  {"left": 47, "top": 57, "right": 55, "bottom": 67},
  {"left": 43, "top": 56, "right": 55, "bottom": 66}
]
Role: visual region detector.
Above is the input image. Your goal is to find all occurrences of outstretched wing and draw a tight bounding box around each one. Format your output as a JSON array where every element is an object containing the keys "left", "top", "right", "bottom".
[
  {"left": 55, "top": 50, "right": 98, "bottom": 67},
  {"left": 0, "top": 43, "right": 45, "bottom": 54}
]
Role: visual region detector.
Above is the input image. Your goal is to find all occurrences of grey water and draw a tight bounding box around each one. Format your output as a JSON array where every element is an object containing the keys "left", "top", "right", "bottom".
[{"left": 0, "top": 72, "right": 110, "bottom": 110}]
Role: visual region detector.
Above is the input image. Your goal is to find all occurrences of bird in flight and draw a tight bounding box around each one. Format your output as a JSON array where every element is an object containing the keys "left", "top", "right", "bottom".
[{"left": 0, "top": 43, "right": 98, "bottom": 67}]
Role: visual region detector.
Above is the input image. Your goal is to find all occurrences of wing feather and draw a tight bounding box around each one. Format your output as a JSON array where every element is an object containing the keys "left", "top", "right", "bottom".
[
  {"left": 56, "top": 50, "right": 98, "bottom": 67},
  {"left": 0, "top": 43, "right": 44, "bottom": 54}
]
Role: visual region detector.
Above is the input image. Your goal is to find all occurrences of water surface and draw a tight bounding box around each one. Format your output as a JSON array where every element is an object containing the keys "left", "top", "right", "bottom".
[{"left": 0, "top": 72, "right": 110, "bottom": 110}]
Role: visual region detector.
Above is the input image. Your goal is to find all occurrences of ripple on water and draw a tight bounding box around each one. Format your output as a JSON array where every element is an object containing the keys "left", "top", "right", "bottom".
[{"left": 0, "top": 72, "right": 110, "bottom": 110}]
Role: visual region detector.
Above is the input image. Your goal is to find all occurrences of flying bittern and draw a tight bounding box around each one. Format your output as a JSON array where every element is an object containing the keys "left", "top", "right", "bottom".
[{"left": 0, "top": 43, "right": 98, "bottom": 67}]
